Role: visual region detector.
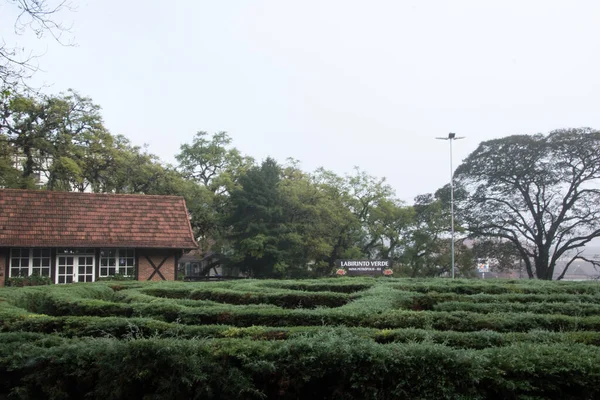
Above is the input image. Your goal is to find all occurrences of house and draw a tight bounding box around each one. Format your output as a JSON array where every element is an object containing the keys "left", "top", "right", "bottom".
[
  {"left": 178, "top": 250, "right": 221, "bottom": 280},
  {"left": 0, "top": 189, "right": 198, "bottom": 286},
  {"left": 177, "top": 249, "right": 245, "bottom": 280}
]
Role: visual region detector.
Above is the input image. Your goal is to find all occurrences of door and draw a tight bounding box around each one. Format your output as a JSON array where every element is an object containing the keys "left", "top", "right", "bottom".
[{"left": 56, "top": 251, "right": 95, "bottom": 283}]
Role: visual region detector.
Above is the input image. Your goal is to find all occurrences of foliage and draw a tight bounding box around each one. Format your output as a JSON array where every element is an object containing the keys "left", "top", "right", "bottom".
[
  {"left": 225, "top": 157, "right": 287, "bottom": 277},
  {"left": 455, "top": 128, "right": 600, "bottom": 279},
  {"left": 398, "top": 192, "right": 474, "bottom": 278},
  {"left": 5, "top": 273, "right": 51, "bottom": 287},
  {"left": 3, "top": 279, "right": 600, "bottom": 398},
  {"left": 95, "top": 273, "right": 137, "bottom": 282}
]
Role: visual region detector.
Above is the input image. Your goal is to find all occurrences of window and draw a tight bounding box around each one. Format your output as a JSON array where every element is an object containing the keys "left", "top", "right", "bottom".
[
  {"left": 99, "top": 249, "right": 135, "bottom": 277},
  {"left": 10, "top": 248, "right": 51, "bottom": 277},
  {"left": 55, "top": 248, "right": 96, "bottom": 284}
]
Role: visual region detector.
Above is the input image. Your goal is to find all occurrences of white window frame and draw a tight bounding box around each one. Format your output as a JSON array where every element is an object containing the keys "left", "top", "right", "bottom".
[
  {"left": 55, "top": 249, "right": 96, "bottom": 284},
  {"left": 99, "top": 248, "right": 135, "bottom": 277},
  {"left": 9, "top": 248, "right": 52, "bottom": 277}
]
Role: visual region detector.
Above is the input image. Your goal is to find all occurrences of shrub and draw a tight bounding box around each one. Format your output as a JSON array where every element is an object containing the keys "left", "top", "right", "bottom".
[
  {"left": 95, "top": 273, "right": 137, "bottom": 282},
  {"left": 6, "top": 274, "right": 52, "bottom": 287}
]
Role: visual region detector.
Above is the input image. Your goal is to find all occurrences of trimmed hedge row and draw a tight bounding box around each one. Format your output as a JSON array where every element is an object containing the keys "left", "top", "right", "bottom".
[
  {"left": 392, "top": 280, "right": 600, "bottom": 295},
  {"left": 8, "top": 288, "right": 600, "bottom": 332},
  {"left": 188, "top": 289, "right": 350, "bottom": 308},
  {"left": 432, "top": 300, "right": 600, "bottom": 316},
  {"left": 169, "top": 305, "right": 600, "bottom": 332},
  {"left": 2, "top": 331, "right": 600, "bottom": 399},
  {"left": 5, "top": 310, "right": 600, "bottom": 348},
  {"left": 140, "top": 284, "right": 354, "bottom": 308},
  {"left": 396, "top": 291, "right": 600, "bottom": 312},
  {"left": 258, "top": 280, "right": 374, "bottom": 293}
]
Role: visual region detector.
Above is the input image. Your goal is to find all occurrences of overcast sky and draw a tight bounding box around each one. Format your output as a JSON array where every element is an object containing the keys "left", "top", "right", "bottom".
[{"left": 2, "top": 0, "right": 599, "bottom": 202}]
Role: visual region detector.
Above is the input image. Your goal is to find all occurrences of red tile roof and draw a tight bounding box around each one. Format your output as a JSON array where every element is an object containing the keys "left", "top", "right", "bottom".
[{"left": 0, "top": 189, "right": 198, "bottom": 249}]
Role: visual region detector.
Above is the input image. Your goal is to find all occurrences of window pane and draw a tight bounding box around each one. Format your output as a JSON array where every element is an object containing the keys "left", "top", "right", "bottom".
[
  {"left": 10, "top": 248, "right": 32, "bottom": 277},
  {"left": 31, "top": 248, "right": 51, "bottom": 277},
  {"left": 117, "top": 249, "right": 135, "bottom": 275}
]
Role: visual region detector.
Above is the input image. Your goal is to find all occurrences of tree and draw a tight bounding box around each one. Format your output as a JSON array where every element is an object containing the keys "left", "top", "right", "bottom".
[
  {"left": 176, "top": 131, "right": 254, "bottom": 250},
  {"left": 277, "top": 161, "right": 357, "bottom": 276},
  {"left": 471, "top": 238, "right": 523, "bottom": 274},
  {"left": 312, "top": 167, "right": 399, "bottom": 268},
  {"left": 397, "top": 191, "right": 475, "bottom": 278},
  {"left": 225, "top": 158, "right": 285, "bottom": 278},
  {"left": 455, "top": 128, "right": 600, "bottom": 280},
  {"left": 0, "top": 89, "right": 113, "bottom": 191},
  {"left": 365, "top": 198, "right": 414, "bottom": 259},
  {"left": 2, "top": 0, "right": 73, "bottom": 87},
  {"left": 176, "top": 131, "right": 253, "bottom": 195}
]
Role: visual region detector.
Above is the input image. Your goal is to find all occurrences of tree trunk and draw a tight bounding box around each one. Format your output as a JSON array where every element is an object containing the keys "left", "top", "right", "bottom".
[{"left": 535, "top": 257, "right": 552, "bottom": 280}]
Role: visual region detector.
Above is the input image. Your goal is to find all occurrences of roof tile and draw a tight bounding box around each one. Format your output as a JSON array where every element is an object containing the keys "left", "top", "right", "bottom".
[{"left": 0, "top": 189, "right": 198, "bottom": 249}]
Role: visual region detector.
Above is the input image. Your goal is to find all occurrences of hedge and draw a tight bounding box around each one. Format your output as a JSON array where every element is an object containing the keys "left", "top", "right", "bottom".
[{"left": 2, "top": 331, "right": 600, "bottom": 399}]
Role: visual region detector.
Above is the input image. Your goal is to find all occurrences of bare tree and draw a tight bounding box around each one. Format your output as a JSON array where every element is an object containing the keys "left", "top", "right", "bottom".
[{"left": 1, "top": 0, "right": 74, "bottom": 88}]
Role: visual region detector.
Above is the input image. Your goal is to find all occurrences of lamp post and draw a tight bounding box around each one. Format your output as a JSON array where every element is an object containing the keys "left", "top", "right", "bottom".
[{"left": 436, "top": 133, "right": 464, "bottom": 279}]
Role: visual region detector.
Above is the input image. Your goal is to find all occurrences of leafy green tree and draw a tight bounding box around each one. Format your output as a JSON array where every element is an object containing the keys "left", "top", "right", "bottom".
[
  {"left": 455, "top": 128, "right": 600, "bottom": 280},
  {"left": 0, "top": 89, "right": 114, "bottom": 191},
  {"left": 226, "top": 157, "right": 285, "bottom": 277},
  {"left": 276, "top": 161, "right": 357, "bottom": 276},
  {"left": 311, "top": 168, "right": 364, "bottom": 268},
  {"left": 312, "top": 167, "right": 400, "bottom": 269},
  {"left": 366, "top": 198, "right": 414, "bottom": 259},
  {"left": 43, "top": 91, "right": 110, "bottom": 191},
  {"left": 176, "top": 131, "right": 253, "bottom": 195},
  {"left": 398, "top": 192, "right": 474, "bottom": 277},
  {"left": 176, "top": 131, "right": 255, "bottom": 249},
  {"left": 399, "top": 194, "right": 447, "bottom": 277},
  {"left": 0, "top": 91, "right": 53, "bottom": 185},
  {"left": 0, "top": 133, "right": 30, "bottom": 188}
]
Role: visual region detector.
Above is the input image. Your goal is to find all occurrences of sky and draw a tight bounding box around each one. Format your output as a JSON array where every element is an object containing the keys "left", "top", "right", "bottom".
[{"left": 2, "top": 0, "right": 600, "bottom": 203}]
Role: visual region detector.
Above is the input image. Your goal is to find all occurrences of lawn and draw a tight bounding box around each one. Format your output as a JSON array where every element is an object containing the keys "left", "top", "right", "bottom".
[{"left": 2, "top": 278, "right": 600, "bottom": 399}]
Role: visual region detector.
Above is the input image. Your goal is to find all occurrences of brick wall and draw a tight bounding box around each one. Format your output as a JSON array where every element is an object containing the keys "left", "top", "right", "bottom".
[
  {"left": 0, "top": 248, "right": 5, "bottom": 287},
  {"left": 137, "top": 249, "right": 177, "bottom": 281}
]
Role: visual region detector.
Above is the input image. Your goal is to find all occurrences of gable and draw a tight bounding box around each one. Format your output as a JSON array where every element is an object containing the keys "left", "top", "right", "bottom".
[{"left": 0, "top": 189, "right": 198, "bottom": 249}]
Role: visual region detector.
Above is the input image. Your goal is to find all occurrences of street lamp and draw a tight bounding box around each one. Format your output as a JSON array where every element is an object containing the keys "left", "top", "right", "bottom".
[{"left": 436, "top": 132, "right": 465, "bottom": 279}]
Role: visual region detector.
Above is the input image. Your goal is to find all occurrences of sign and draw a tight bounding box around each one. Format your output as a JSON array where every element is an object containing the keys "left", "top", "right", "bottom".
[
  {"left": 335, "top": 259, "right": 392, "bottom": 276},
  {"left": 477, "top": 263, "right": 489, "bottom": 273}
]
